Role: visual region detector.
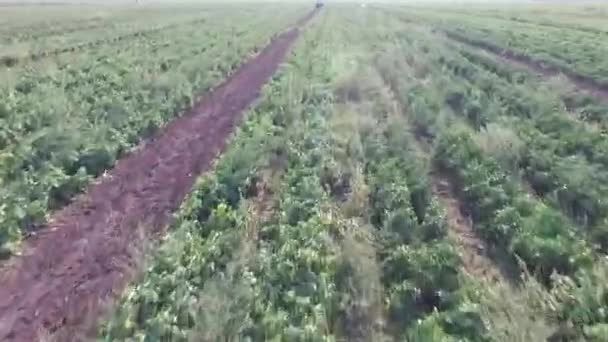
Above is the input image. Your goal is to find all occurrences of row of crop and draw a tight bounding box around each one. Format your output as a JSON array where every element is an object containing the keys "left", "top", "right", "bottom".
[
  {"left": 326, "top": 16, "right": 494, "bottom": 339},
  {"left": 379, "top": 28, "right": 608, "bottom": 340},
  {"left": 449, "top": 40, "right": 608, "bottom": 154},
  {"left": 486, "top": 12, "right": 608, "bottom": 35},
  {"left": 99, "top": 10, "right": 329, "bottom": 340},
  {"left": 430, "top": 39, "right": 608, "bottom": 252},
  {"left": 0, "top": 21, "right": 210, "bottom": 151},
  {"left": 231, "top": 11, "right": 485, "bottom": 339},
  {"left": 383, "top": 23, "right": 608, "bottom": 244},
  {"left": 380, "top": 27, "right": 596, "bottom": 282},
  {"left": 319, "top": 12, "right": 491, "bottom": 337},
  {"left": 434, "top": 15, "right": 608, "bottom": 87},
  {"left": 387, "top": 6, "right": 608, "bottom": 87},
  {"left": 455, "top": 47, "right": 608, "bottom": 129},
  {"left": 401, "top": 5, "right": 608, "bottom": 36},
  {"left": 433, "top": 126, "right": 608, "bottom": 340},
  {"left": 0, "top": 8, "right": 207, "bottom": 45},
  {"left": 354, "top": 64, "right": 491, "bottom": 340},
  {"left": 230, "top": 17, "right": 361, "bottom": 339},
  {"left": 101, "top": 8, "right": 485, "bottom": 340},
  {"left": 0, "top": 15, "right": 212, "bottom": 67},
  {"left": 0, "top": 7, "right": 102, "bottom": 33},
  {"left": 0, "top": 6, "right": 161, "bottom": 37},
  {"left": 204, "top": 13, "right": 405, "bottom": 339},
  {"left": 0, "top": 5, "right": 306, "bottom": 67},
  {"left": 436, "top": 50, "right": 608, "bottom": 342},
  {"left": 0, "top": 10, "right": 303, "bottom": 253}
]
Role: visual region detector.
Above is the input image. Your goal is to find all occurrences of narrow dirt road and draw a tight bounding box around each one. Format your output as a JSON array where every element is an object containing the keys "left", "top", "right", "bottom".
[{"left": 0, "top": 11, "right": 316, "bottom": 342}]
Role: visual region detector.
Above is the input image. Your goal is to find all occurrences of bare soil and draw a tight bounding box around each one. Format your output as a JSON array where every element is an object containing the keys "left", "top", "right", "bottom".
[
  {"left": 432, "top": 176, "right": 506, "bottom": 284},
  {"left": 0, "top": 10, "right": 316, "bottom": 341},
  {"left": 445, "top": 31, "right": 608, "bottom": 104}
]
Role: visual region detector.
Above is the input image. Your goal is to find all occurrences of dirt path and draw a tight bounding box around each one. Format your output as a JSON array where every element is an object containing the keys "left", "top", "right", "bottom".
[
  {"left": 444, "top": 31, "right": 608, "bottom": 105},
  {"left": 0, "top": 11, "right": 316, "bottom": 341},
  {"left": 418, "top": 137, "right": 507, "bottom": 283},
  {"left": 432, "top": 176, "right": 508, "bottom": 284}
]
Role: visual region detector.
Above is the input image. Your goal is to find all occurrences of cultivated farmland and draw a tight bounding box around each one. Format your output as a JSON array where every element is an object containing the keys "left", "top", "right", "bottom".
[{"left": 0, "top": 2, "right": 607, "bottom": 341}]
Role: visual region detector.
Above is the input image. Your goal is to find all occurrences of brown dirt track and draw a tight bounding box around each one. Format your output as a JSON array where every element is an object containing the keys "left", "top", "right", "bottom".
[{"left": 0, "top": 10, "right": 316, "bottom": 341}]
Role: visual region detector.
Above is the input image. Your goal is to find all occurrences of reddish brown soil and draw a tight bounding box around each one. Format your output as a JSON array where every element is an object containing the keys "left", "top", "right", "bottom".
[
  {"left": 0, "top": 10, "right": 316, "bottom": 341},
  {"left": 445, "top": 31, "right": 608, "bottom": 104}
]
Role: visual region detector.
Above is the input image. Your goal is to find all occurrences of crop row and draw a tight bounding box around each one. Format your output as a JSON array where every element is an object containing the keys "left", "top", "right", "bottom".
[
  {"left": 399, "top": 5, "right": 608, "bottom": 34},
  {"left": 435, "top": 38, "right": 608, "bottom": 252},
  {"left": 99, "top": 8, "right": 494, "bottom": 341},
  {"left": 376, "top": 23, "right": 608, "bottom": 339},
  {"left": 453, "top": 45, "right": 608, "bottom": 130},
  {"left": 356, "top": 69, "right": 488, "bottom": 340},
  {"left": 100, "top": 10, "right": 335, "bottom": 340},
  {"left": 0, "top": 8, "right": 303, "bottom": 253},
  {"left": 1, "top": 13, "right": 152, "bottom": 44},
  {"left": 0, "top": 8, "right": 211, "bottom": 45},
  {"left": 0, "top": 15, "right": 214, "bottom": 67},
  {"left": 384, "top": 6, "right": 608, "bottom": 88},
  {"left": 406, "top": 28, "right": 599, "bottom": 271},
  {"left": 436, "top": 15, "right": 608, "bottom": 87},
  {"left": 0, "top": 4, "right": 307, "bottom": 67},
  {"left": 376, "top": 17, "right": 608, "bottom": 253}
]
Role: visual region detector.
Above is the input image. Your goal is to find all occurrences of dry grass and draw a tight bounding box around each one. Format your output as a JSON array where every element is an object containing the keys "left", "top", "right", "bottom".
[
  {"left": 188, "top": 257, "right": 256, "bottom": 342},
  {"left": 187, "top": 156, "right": 287, "bottom": 341},
  {"left": 330, "top": 67, "right": 391, "bottom": 341},
  {"left": 476, "top": 273, "right": 557, "bottom": 342},
  {"left": 341, "top": 166, "right": 370, "bottom": 219},
  {"left": 545, "top": 74, "right": 577, "bottom": 99},
  {"left": 335, "top": 222, "right": 387, "bottom": 342},
  {"left": 474, "top": 123, "right": 524, "bottom": 175},
  {"left": 185, "top": 200, "right": 260, "bottom": 342}
]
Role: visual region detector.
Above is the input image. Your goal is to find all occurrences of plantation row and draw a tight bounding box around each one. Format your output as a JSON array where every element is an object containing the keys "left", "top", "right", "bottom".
[
  {"left": 1, "top": 4, "right": 606, "bottom": 341},
  {"left": 387, "top": 9, "right": 608, "bottom": 252},
  {"left": 0, "top": 15, "right": 210, "bottom": 67},
  {"left": 0, "top": 7, "right": 303, "bottom": 253},
  {"left": 0, "top": 8, "right": 203, "bottom": 45},
  {"left": 395, "top": 6, "right": 608, "bottom": 88},
  {"left": 0, "top": 5, "right": 307, "bottom": 67},
  {"left": 378, "top": 21, "right": 608, "bottom": 340},
  {"left": 436, "top": 42, "right": 608, "bottom": 249},
  {"left": 98, "top": 6, "right": 608, "bottom": 341},
  {"left": 98, "top": 9, "right": 492, "bottom": 341},
  {"left": 400, "top": 5, "right": 608, "bottom": 34}
]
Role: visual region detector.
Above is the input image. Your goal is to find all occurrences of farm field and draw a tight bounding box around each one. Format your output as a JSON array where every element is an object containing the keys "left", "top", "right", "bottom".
[
  {"left": 0, "top": 3, "right": 304, "bottom": 253},
  {"left": 0, "top": 2, "right": 607, "bottom": 342},
  {"left": 394, "top": 4, "right": 608, "bottom": 88}
]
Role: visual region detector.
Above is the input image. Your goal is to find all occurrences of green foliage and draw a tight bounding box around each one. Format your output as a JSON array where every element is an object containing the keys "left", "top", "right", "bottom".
[
  {"left": 433, "top": 32, "right": 608, "bottom": 244},
  {"left": 0, "top": 6, "right": 303, "bottom": 252},
  {"left": 349, "top": 62, "right": 487, "bottom": 340},
  {"left": 550, "top": 261, "right": 608, "bottom": 339},
  {"left": 102, "top": 14, "right": 337, "bottom": 340},
  {"left": 435, "top": 128, "right": 593, "bottom": 283},
  {"left": 97, "top": 6, "right": 608, "bottom": 342}
]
